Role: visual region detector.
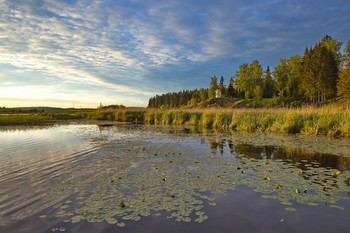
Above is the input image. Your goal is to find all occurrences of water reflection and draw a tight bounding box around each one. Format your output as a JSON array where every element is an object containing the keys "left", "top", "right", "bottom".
[
  {"left": 0, "top": 125, "right": 98, "bottom": 228},
  {"left": 44, "top": 124, "right": 350, "bottom": 231},
  {"left": 207, "top": 139, "right": 350, "bottom": 171},
  {"left": 1, "top": 123, "right": 350, "bottom": 233},
  {"left": 138, "top": 125, "right": 350, "bottom": 170}
]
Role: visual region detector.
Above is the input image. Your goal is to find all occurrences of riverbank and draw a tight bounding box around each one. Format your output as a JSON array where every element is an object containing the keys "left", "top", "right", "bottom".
[{"left": 1, "top": 108, "right": 349, "bottom": 137}]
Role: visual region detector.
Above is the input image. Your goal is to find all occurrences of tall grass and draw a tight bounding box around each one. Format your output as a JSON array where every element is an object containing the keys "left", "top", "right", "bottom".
[
  {"left": 0, "top": 114, "right": 52, "bottom": 125},
  {"left": 138, "top": 107, "right": 350, "bottom": 137},
  {"left": 1, "top": 107, "right": 349, "bottom": 137}
]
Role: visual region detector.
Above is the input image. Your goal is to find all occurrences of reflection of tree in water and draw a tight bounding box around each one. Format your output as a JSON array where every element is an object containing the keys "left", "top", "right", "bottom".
[
  {"left": 97, "top": 124, "right": 350, "bottom": 171},
  {"left": 209, "top": 140, "right": 224, "bottom": 155},
  {"left": 230, "top": 143, "right": 350, "bottom": 171}
]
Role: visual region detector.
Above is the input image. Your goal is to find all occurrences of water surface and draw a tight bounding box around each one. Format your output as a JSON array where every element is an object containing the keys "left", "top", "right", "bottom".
[{"left": 1, "top": 123, "right": 350, "bottom": 233}]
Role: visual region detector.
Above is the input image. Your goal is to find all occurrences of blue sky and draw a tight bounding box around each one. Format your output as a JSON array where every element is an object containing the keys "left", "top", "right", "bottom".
[{"left": 0, "top": 0, "right": 349, "bottom": 108}]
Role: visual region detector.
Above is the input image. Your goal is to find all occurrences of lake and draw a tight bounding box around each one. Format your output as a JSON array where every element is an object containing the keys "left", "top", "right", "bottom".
[{"left": 1, "top": 122, "right": 350, "bottom": 233}]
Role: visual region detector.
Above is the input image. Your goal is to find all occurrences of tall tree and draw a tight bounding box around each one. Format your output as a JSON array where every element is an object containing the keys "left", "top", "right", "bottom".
[
  {"left": 301, "top": 47, "right": 318, "bottom": 102},
  {"left": 287, "top": 55, "right": 302, "bottom": 99},
  {"left": 320, "top": 35, "right": 343, "bottom": 66},
  {"left": 199, "top": 88, "right": 208, "bottom": 101},
  {"left": 263, "top": 66, "right": 275, "bottom": 98},
  {"left": 208, "top": 76, "right": 218, "bottom": 98},
  {"left": 227, "top": 77, "right": 236, "bottom": 98},
  {"left": 234, "top": 60, "right": 263, "bottom": 99},
  {"left": 338, "top": 41, "right": 350, "bottom": 109},
  {"left": 273, "top": 59, "right": 289, "bottom": 97},
  {"left": 218, "top": 76, "right": 226, "bottom": 96},
  {"left": 301, "top": 36, "right": 340, "bottom": 103}
]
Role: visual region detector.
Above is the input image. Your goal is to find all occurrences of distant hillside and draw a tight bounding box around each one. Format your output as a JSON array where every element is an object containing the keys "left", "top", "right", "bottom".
[{"left": 0, "top": 107, "right": 94, "bottom": 113}]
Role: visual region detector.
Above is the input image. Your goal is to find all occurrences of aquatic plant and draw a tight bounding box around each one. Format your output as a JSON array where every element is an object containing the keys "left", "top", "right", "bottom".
[{"left": 47, "top": 130, "right": 350, "bottom": 228}]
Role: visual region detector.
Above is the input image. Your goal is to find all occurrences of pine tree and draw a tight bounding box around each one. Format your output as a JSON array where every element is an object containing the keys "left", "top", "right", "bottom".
[
  {"left": 227, "top": 83, "right": 235, "bottom": 98},
  {"left": 301, "top": 47, "right": 317, "bottom": 102},
  {"left": 219, "top": 76, "right": 225, "bottom": 96}
]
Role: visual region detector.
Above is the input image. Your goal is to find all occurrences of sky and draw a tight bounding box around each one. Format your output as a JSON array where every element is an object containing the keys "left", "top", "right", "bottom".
[{"left": 0, "top": 0, "right": 350, "bottom": 108}]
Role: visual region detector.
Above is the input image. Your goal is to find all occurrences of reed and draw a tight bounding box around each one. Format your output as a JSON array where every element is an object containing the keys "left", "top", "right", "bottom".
[
  {"left": 200, "top": 112, "right": 216, "bottom": 128},
  {"left": 138, "top": 107, "right": 350, "bottom": 137},
  {"left": 0, "top": 114, "right": 52, "bottom": 125},
  {"left": 2, "top": 107, "right": 349, "bottom": 137}
]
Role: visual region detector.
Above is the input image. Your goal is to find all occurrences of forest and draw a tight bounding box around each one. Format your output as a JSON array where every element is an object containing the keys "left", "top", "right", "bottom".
[{"left": 148, "top": 35, "right": 350, "bottom": 109}]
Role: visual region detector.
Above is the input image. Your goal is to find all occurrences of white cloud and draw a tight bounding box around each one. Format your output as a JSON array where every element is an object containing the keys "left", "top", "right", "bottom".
[{"left": 0, "top": 0, "right": 349, "bottom": 108}]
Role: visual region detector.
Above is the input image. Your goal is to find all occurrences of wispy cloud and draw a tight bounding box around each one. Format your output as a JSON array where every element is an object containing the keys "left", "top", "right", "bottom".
[{"left": 0, "top": 0, "right": 349, "bottom": 107}]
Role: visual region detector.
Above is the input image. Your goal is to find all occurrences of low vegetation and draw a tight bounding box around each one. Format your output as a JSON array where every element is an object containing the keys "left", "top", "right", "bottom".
[
  {"left": 3, "top": 107, "right": 349, "bottom": 137},
  {"left": 0, "top": 114, "right": 53, "bottom": 125}
]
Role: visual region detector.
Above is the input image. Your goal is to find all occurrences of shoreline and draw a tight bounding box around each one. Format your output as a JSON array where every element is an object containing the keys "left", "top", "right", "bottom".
[{"left": 1, "top": 108, "right": 349, "bottom": 138}]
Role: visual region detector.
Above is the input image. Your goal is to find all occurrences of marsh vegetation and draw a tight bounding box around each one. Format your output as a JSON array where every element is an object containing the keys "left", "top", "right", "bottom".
[{"left": 1, "top": 107, "right": 350, "bottom": 137}]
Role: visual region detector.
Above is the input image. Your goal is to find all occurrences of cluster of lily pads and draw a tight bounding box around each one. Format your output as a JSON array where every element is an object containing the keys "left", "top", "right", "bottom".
[{"left": 47, "top": 125, "right": 350, "bottom": 228}]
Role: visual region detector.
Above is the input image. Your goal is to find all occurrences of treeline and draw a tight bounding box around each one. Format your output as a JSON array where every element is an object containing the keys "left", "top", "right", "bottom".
[
  {"left": 148, "top": 89, "right": 210, "bottom": 108},
  {"left": 148, "top": 35, "right": 350, "bottom": 109}
]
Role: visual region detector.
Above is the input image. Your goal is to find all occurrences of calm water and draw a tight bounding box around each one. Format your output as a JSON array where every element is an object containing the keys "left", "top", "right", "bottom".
[{"left": 1, "top": 123, "right": 350, "bottom": 233}]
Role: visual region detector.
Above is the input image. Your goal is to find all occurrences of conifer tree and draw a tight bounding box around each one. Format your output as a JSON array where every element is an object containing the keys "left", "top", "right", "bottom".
[{"left": 219, "top": 76, "right": 226, "bottom": 96}]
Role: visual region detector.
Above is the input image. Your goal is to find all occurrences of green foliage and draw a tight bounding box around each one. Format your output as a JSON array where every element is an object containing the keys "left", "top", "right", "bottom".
[
  {"left": 0, "top": 114, "right": 52, "bottom": 125},
  {"left": 187, "top": 112, "right": 202, "bottom": 125},
  {"left": 144, "top": 112, "right": 155, "bottom": 124},
  {"left": 287, "top": 55, "right": 302, "bottom": 98},
  {"left": 122, "top": 111, "right": 145, "bottom": 123},
  {"left": 199, "top": 88, "right": 208, "bottom": 101},
  {"left": 213, "top": 112, "right": 232, "bottom": 129},
  {"left": 218, "top": 76, "right": 226, "bottom": 96},
  {"left": 301, "top": 36, "right": 341, "bottom": 103},
  {"left": 189, "top": 98, "right": 197, "bottom": 106},
  {"left": 173, "top": 111, "right": 191, "bottom": 125},
  {"left": 199, "top": 101, "right": 208, "bottom": 108},
  {"left": 253, "top": 85, "right": 263, "bottom": 99},
  {"left": 2, "top": 108, "right": 350, "bottom": 137},
  {"left": 161, "top": 112, "right": 174, "bottom": 124},
  {"left": 147, "top": 36, "right": 347, "bottom": 109},
  {"left": 87, "top": 111, "right": 115, "bottom": 120},
  {"left": 234, "top": 61, "right": 263, "bottom": 98},
  {"left": 200, "top": 112, "right": 216, "bottom": 128},
  {"left": 337, "top": 41, "right": 350, "bottom": 109},
  {"left": 263, "top": 66, "right": 274, "bottom": 98},
  {"left": 273, "top": 59, "right": 289, "bottom": 97},
  {"left": 227, "top": 80, "right": 235, "bottom": 98},
  {"left": 209, "top": 76, "right": 218, "bottom": 98},
  {"left": 154, "top": 112, "right": 163, "bottom": 125}
]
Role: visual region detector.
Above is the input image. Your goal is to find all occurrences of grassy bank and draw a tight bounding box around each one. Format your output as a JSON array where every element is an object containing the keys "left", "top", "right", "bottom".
[
  {"left": 0, "top": 114, "right": 53, "bottom": 125},
  {"left": 130, "top": 108, "right": 350, "bottom": 137},
  {"left": 1, "top": 108, "right": 349, "bottom": 137}
]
